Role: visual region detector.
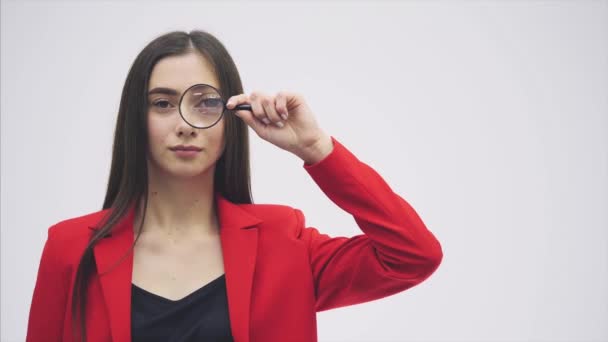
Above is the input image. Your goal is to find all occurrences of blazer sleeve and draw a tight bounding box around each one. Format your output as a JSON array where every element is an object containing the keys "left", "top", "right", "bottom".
[
  {"left": 295, "top": 136, "right": 443, "bottom": 312},
  {"left": 26, "top": 225, "right": 70, "bottom": 342}
]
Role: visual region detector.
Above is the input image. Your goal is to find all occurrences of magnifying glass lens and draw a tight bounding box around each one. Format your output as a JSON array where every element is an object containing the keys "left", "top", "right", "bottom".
[{"left": 180, "top": 84, "right": 224, "bottom": 128}]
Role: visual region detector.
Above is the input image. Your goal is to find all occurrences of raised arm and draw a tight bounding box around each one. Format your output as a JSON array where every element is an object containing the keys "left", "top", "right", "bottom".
[
  {"left": 227, "top": 90, "right": 442, "bottom": 311},
  {"left": 296, "top": 136, "right": 443, "bottom": 312}
]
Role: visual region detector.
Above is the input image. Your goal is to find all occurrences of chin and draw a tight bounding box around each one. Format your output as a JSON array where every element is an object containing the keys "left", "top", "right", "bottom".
[
  {"left": 149, "top": 157, "right": 209, "bottom": 178},
  {"left": 167, "top": 164, "right": 213, "bottom": 178}
]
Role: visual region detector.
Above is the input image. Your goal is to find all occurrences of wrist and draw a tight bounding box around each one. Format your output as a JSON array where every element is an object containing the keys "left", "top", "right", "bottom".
[{"left": 298, "top": 134, "right": 334, "bottom": 165}]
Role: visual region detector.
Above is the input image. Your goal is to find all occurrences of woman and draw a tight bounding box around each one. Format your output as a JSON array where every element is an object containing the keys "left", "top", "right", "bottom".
[{"left": 26, "top": 30, "right": 443, "bottom": 342}]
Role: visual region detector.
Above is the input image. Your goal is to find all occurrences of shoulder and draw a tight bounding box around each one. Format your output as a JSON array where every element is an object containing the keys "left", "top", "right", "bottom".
[
  {"left": 240, "top": 202, "right": 298, "bottom": 222},
  {"left": 34, "top": 208, "right": 111, "bottom": 269},
  {"left": 237, "top": 202, "right": 304, "bottom": 235},
  {"left": 46, "top": 208, "right": 111, "bottom": 252}
]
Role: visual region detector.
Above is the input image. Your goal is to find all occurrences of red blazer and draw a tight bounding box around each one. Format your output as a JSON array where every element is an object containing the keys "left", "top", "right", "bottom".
[{"left": 26, "top": 136, "right": 443, "bottom": 342}]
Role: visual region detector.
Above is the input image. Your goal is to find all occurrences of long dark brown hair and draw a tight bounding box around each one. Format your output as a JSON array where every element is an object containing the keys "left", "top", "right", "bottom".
[{"left": 70, "top": 30, "right": 253, "bottom": 341}]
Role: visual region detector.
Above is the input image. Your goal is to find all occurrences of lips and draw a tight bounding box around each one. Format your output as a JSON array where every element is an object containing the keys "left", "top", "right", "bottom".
[{"left": 170, "top": 145, "right": 202, "bottom": 151}]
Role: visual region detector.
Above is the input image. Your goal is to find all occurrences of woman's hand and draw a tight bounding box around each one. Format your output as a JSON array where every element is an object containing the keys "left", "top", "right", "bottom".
[{"left": 226, "top": 91, "right": 333, "bottom": 164}]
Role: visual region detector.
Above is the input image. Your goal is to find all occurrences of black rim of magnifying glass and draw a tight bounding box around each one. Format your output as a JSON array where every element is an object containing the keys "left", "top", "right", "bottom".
[{"left": 178, "top": 83, "right": 253, "bottom": 129}]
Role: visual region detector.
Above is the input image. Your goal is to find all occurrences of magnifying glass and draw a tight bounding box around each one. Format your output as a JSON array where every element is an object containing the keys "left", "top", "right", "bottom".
[{"left": 178, "top": 83, "right": 252, "bottom": 129}]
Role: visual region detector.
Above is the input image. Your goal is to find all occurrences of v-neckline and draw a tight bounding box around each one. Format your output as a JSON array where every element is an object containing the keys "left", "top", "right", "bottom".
[{"left": 131, "top": 273, "right": 226, "bottom": 304}]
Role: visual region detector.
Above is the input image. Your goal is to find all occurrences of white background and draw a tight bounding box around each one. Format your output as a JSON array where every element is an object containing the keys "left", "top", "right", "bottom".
[{"left": 2, "top": 0, "right": 607, "bottom": 341}]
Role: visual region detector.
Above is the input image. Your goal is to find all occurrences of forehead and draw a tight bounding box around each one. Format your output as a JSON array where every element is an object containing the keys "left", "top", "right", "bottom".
[{"left": 148, "top": 52, "right": 220, "bottom": 95}]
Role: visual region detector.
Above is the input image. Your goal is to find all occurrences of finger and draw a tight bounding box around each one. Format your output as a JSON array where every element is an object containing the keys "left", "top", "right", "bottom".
[
  {"left": 261, "top": 96, "right": 283, "bottom": 127},
  {"left": 233, "top": 106, "right": 265, "bottom": 132},
  {"left": 250, "top": 91, "right": 271, "bottom": 125},
  {"left": 275, "top": 91, "right": 289, "bottom": 120},
  {"left": 226, "top": 94, "right": 248, "bottom": 110},
  {"left": 226, "top": 94, "right": 253, "bottom": 119}
]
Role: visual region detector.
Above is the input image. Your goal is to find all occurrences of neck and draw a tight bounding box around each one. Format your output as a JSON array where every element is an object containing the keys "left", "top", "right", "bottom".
[{"left": 133, "top": 165, "right": 219, "bottom": 239}]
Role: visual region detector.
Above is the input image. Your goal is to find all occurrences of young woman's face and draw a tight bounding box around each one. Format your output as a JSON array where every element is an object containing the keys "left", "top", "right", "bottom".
[{"left": 146, "top": 51, "right": 225, "bottom": 179}]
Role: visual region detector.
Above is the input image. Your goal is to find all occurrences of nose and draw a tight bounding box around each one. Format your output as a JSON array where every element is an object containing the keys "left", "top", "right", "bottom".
[{"left": 176, "top": 116, "right": 198, "bottom": 136}]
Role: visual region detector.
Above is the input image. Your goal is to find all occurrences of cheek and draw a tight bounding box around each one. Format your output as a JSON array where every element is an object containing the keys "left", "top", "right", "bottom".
[
  {"left": 210, "top": 121, "right": 226, "bottom": 152},
  {"left": 147, "top": 115, "right": 169, "bottom": 150}
]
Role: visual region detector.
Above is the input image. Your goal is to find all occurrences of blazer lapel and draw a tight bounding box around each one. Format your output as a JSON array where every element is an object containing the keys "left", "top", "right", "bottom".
[
  {"left": 91, "top": 203, "right": 136, "bottom": 342},
  {"left": 90, "top": 192, "right": 262, "bottom": 342},
  {"left": 215, "top": 192, "right": 263, "bottom": 342}
]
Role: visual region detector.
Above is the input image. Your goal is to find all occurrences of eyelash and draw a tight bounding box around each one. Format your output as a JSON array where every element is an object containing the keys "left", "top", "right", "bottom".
[
  {"left": 152, "top": 99, "right": 174, "bottom": 109},
  {"left": 152, "top": 98, "right": 223, "bottom": 109}
]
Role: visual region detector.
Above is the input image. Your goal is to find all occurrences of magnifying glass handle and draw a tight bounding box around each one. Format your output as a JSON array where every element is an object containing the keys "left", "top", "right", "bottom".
[{"left": 233, "top": 104, "right": 252, "bottom": 111}]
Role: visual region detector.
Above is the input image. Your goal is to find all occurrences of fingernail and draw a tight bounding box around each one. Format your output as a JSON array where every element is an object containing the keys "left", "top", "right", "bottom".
[
  {"left": 280, "top": 114, "right": 287, "bottom": 120},
  {"left": 262, "top": 118, "right": 270, "bottom": 124},
  {"left": 276, "top": 121, "right": 284, "bottom": 128}
]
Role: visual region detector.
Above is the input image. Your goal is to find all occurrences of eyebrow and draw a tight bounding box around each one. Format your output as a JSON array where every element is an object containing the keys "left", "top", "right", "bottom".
[{"left": 148, "top": 87, "right": 179, "bottom": 96}]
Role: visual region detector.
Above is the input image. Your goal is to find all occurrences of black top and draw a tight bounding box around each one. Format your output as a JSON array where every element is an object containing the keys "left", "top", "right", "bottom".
[{"left": 131, "top": 273, "right": 234, "bottom": 342}]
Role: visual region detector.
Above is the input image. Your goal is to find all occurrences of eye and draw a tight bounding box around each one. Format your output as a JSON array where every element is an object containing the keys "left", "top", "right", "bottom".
[
  {"left": 196, "top": 98, "right": 223, "bottom": 108},
  {"left": 206, "top": 98, "right": 223, "bottom": 107},
  {"left": 153, "top": 100, "right": 174, "bottom": 109}
]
